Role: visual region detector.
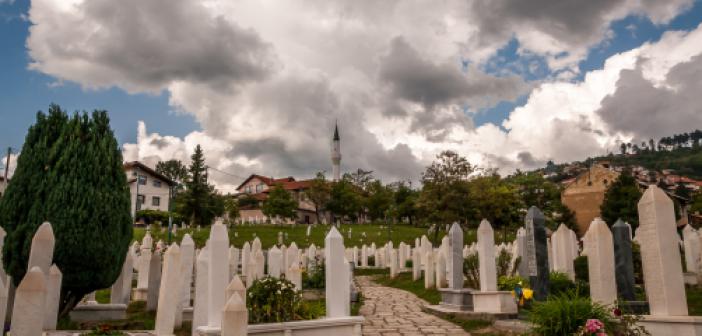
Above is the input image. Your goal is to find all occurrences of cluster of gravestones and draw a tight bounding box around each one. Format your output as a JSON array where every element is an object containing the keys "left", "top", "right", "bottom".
[
  {"left": 1, "top": 222, "right": 357, "bottom": 336},
  {"left": 0, "top": 222, "right": 62, "bottom": 335}
]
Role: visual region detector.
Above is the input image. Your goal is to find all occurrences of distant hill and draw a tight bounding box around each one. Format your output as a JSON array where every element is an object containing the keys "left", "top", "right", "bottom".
[{"left": 537, "top": 129, "right": 702, "bottom": 181}]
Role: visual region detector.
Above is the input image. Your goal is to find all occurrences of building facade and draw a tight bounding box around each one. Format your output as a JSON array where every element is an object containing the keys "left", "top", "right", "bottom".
[
  {"left": 561, "top": 163, "right": 620, "bottom": 235},
  {"left": 124, "top": 161, "right": 175, "bottom": 219},
  {"left": 235, "top": 174, "right": 321, "bottom": 224}
]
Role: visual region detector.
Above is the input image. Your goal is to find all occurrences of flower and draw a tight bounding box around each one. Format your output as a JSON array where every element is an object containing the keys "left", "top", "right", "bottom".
[
  {"left": 523, "top": 289, "right": 533, "bottom": 300},
  {"left": 613, "top": 307, "right": 622, "bottom": 316},
  {"left": 585, "top": 319, "right": 605, "bottom": 333}
]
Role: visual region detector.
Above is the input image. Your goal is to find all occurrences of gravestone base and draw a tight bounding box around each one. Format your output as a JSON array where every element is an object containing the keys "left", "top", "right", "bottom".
[
  {"left": 684, "top": 272, "right": 699, "bottom": 285},
  {"left": 639, "top": 315, "right": 702, "bottom": 336},
  {"left": 472, "top": 291, "right": 518, "bottom": 314},
  {"left": 438, "top": 288, "right": 474, "bottom": 311},
  {"left": 132, "top": 288, "right": 147, "bottom": 301},
  {"left": 69, "top": 303, "right": 127, "bottom": 322},
  {"left": 619, "top": 301, "right": 649, "bottom": 315},
  {"left": 424, "top": 304, "right": 517, "bottom": 321},
  {"left": 182, "top": 306, "right": 193, "bottom": 322}
]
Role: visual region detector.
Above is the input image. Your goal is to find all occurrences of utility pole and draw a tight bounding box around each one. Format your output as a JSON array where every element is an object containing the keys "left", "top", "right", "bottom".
[{"left": 3, "top": 147, "right": 11, "bottom": 182}]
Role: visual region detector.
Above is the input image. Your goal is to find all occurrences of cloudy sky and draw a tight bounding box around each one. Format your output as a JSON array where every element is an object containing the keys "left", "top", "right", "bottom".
[{"left": 2, "top": 0, "right": 702, "bottom": 192}]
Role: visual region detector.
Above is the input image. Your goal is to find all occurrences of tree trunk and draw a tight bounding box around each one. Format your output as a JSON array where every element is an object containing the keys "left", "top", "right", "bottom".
[{"left": 58, "top": 290, "right": 86, "bottom": 320}]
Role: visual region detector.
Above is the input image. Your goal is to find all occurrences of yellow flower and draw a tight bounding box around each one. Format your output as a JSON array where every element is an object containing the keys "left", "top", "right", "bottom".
[{"left": 523, "top": 289, "right": 534, "bottom": 300}]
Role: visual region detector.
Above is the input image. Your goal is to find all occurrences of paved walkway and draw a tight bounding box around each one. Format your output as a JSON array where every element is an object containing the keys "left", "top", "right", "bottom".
[{"left": 357, "top": 276, "right": 470, "bottom": 336}]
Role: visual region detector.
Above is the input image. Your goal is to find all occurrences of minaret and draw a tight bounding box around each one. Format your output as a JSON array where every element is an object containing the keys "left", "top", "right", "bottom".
[{"left": 331, "top": 123, "right": 341, "bottom": 181}]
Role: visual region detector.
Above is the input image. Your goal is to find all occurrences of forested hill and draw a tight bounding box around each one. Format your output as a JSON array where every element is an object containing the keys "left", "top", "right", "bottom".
[{"left": 540, "top": 129, "right": 702, "bottom": 181}]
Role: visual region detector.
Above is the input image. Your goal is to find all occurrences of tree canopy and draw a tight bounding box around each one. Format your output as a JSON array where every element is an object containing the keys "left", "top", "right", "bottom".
[
  {"left": 262, "top": 183, "right": 298, "bottom": 220},
  {"left": 0, "top": 105, "right": 132, "bottom": 316},
  {"left": 600, "top": 169, "right": 642, "bottom": 229},
  {"left": 175, "top": 145, "right": 224, "bottom": 225}
]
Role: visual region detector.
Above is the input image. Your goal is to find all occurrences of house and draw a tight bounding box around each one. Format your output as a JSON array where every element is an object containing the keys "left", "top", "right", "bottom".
[
  {"left": 234, "top": 174, "right": 322, "bottom": 224},
  {"left": 561, "top": 163, "right": 620, "bottom": 235},
  {"left": 124, "top": 161, "right": 176, "bottom": 219}
]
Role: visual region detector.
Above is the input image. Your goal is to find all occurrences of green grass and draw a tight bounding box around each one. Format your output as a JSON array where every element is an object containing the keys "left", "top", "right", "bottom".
[
  {"left": 96, "top": 288, "right": 111, "bottom": 304},
  {"left": 687, "top": 286, "right": 702, "bottom": 316},
  {"left": 133, "top": 223, "right": 516, "bottom": 249},
  {"left": 374, "top": 271, "right": 441, "bottom": 305},
  {"left": 354, "top": 267, "right": 389, "bottom": 276}
]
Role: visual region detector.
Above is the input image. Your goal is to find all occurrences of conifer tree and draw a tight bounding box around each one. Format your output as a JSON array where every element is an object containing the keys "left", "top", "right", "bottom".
[
  {"left": 0, "top": 105, "right": 132, "bottom": 316},
  {"left": 177, "top": 145, "right": 224, "bottom": 225},
  {"left": 600, "top": 169, "right": 642, "bottom": 229}
]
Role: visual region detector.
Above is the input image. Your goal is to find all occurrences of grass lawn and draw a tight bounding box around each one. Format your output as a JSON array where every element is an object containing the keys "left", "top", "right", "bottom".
[
  {"left": 373, "top": 271, "right": 441, "bottom": 305},
  {"left": 133, "top": 223, "right": 516, "bottom": 249},
  {"left": 687, "top": 286, "right": 702, "bottom": 316}
]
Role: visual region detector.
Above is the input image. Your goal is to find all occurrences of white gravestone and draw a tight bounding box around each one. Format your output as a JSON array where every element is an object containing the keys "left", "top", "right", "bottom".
[
  {"left": 43, "top": 264, "right": 62, "bottom": 330},
  {"left": 208, "top": 223, "right": 230, "bottom": 327},
  {"left": 192, "top": 245, "right": 209, "bottom": 336},
  {"left": 477, "top": 219, "right": 497, "bottom": 292},
  {"left": 425, "top": 252, "right": 435, "bottom": 289},
  {"left": 10, "top": 266, "right": 46, "bottom": 336},
  {"left": 28, "top": 222, "right": 55, "bottom": 275},
  {"left": 176, "top": 234, "right": 195, "bottom": 328},
  {"left": 582, "top": 218, "right": 617, "bottom": 306},
  {"left": 325, "top": 227, "right": 350, "bottom": 317},
  {"left": 638, "top": 186, "right": 688, "bottom": 316},
  {"left": 221, "top": 293, "right": 247, "bottom": 336},
  {"left": 155, "top": 244, "right": 182, "bottom": 336}
]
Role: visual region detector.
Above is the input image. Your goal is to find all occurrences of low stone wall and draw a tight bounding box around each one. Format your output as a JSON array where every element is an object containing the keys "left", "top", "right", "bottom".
[
  {"left": 69, "top": 303, "right": 128, "bottom": 322},
  {"left": 197, "top": 316, "right": 364, "bottom": 336}
]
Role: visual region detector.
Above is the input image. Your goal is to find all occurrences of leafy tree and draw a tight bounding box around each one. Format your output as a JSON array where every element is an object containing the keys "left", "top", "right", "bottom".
[
  {"left": 156, "top": 159, "right": 189, "bottom": 191},
  {"left": 391, "top": 181, "right": 418, "bottom": 225},
  {"left": 466, "top": 174, "right": 523, "bottom": 229},
  {"left": 0, "top": 105, "right": 132, "bottom": 316},
  {"left": 303, "top": 172, "right": 331, "bottom": 223},
  {"left": 327, "top": 177, "right": 362, "bottom": 222},
  {"left": 262, "top": 183, "right": 298, "bottom": 221},
  {"left": 600, "top": 169, "right": 642, "bottom": 229},
  {"left": 224, "top": 196, "right": 240, "bottom": 222},
  {"left": 690, "top": 192, "right": 702, "bottom": 214},
  {"left": 238, "top": 194, "right": 260, "bottom": 208},
  {"left": 365, "top": 180, "right": 393, "bottom": 221},
  {"left": 417, "top": 150, "right": 474, "bottom": 224},
  {"left": 346, "top": 168, "right": 374, "bottom": 191},
  {"left": 177, "top": 145, "right": 224, "bottom": 225}
]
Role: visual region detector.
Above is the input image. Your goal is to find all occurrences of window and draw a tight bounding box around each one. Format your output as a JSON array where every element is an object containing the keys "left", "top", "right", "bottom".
[
  {"left": 256, "top": 183, "right": 266, "bottom": 193},
  {"left": 152, "top": 196, "right": 161, "bottom": 206},
  {"left": 136, "top": 194, "right": 145, "bottom": 211},
  {"left": 153, "top": 180, "right": 162, "bottom": 188},
  {"left": 138, "top": 175, "right": 147, "bottom": 185}
]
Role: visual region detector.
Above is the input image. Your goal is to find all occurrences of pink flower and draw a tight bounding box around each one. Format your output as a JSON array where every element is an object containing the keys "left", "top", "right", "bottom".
[{"left": 585, "top": 319, "right": 605, "bottom": 333}]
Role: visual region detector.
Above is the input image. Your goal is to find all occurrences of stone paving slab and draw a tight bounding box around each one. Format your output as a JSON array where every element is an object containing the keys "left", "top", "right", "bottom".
[{"left": 356, "top": 276, "right": 470, "bottom": 336}]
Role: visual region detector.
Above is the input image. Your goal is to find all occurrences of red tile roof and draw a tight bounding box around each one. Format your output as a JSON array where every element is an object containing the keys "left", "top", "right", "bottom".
[{"left": 236, "top": 174, "right": 313, "bottom": 192}]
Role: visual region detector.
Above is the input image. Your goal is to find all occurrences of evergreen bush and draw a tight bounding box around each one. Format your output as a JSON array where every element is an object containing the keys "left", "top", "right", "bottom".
[{"left": 0, "top": 105, "right": 132, "bottom": 316}]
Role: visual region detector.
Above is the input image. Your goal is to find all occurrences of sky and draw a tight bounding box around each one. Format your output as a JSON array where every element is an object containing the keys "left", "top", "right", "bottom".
[{"left": 2, "top": 0, "right": 702, "bottom": 192}]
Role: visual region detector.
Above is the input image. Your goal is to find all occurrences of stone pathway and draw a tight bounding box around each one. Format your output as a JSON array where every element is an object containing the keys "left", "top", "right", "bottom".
[{"left": 357, "top": 276, "right": 470, "bottom": 336}]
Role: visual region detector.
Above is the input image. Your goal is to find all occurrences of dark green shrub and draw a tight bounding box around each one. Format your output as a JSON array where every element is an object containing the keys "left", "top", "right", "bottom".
[
  {"left": 574, "top": 256, "right": 589, "bottom": 282},
  {"left": 136, "top": 210, "right": 183, "bottom": 226},
  {"left": 247, "top": 276, "right": 321, "bottom": 323},
  {"left": 549, "top": 271, "right": 579, "bottom": 297},
  {"left": 498, "top": 275, "right": 528, "bottom": 291},
  {"left": 0, "top": 106, "right": 132, "bottom": 316},
  {"left": 529, "top": 292, "right": 615, "bottom": 336},
  {"left": 405, "top": 260, "right": 413, "bottom": 268}
]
